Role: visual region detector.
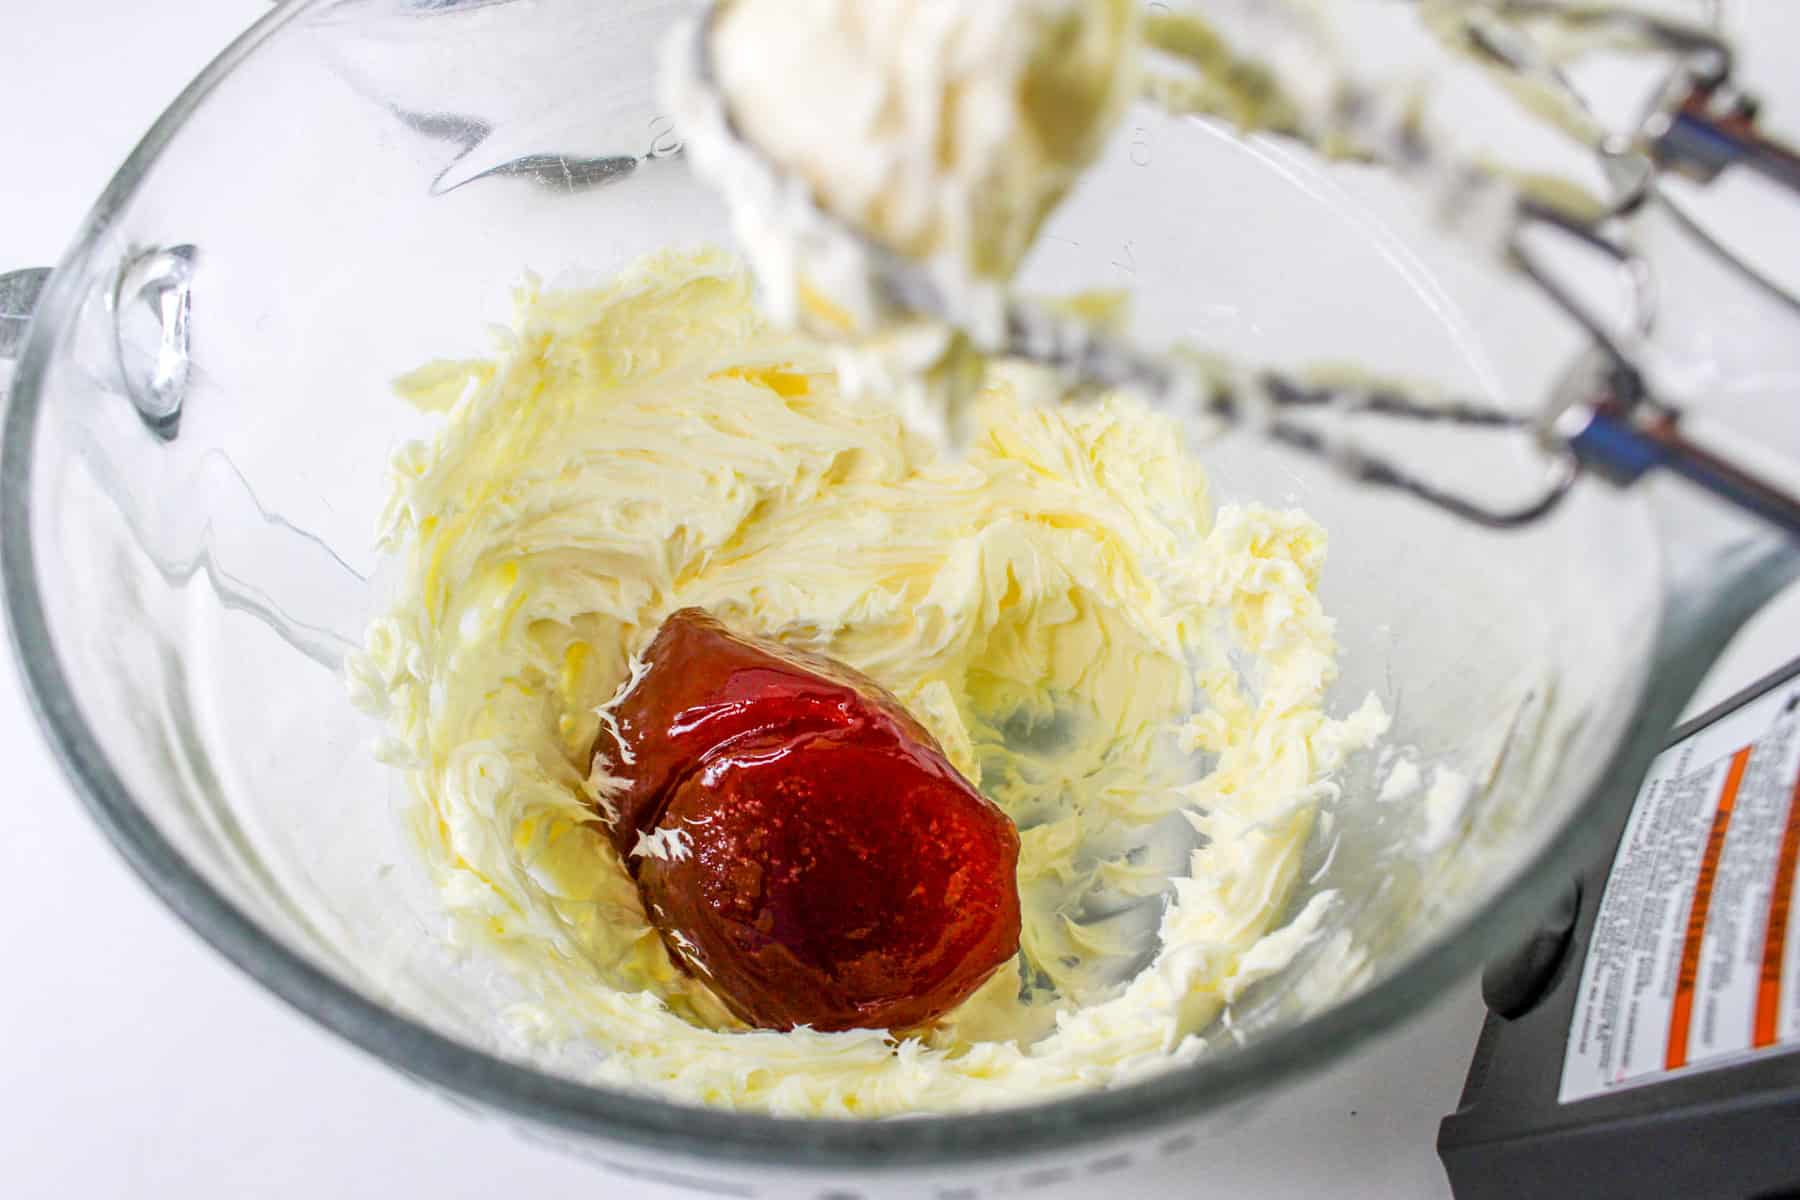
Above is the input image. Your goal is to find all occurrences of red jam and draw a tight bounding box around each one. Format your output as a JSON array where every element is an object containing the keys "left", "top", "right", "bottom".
[{"left": 592, "top": 608, "right": 1021, "bottom": 1032}]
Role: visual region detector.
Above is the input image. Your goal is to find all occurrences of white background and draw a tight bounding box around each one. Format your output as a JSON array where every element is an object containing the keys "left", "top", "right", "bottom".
[{"left": 0, "top": 2, "right": 1795, "bottom": 1197}]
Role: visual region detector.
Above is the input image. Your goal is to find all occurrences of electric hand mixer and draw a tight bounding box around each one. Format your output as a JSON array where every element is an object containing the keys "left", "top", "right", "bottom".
[{"left": 671, "top": 0, "right": 1800, "bottom": 534}]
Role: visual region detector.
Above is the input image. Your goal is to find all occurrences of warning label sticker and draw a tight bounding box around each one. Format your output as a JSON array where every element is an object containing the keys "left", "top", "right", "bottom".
[{"left": 1560, "top": 677, "right": 1800, "bottom": 1103}]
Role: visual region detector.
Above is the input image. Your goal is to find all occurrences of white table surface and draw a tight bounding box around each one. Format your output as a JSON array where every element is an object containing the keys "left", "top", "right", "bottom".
[{"left": 1, "top": 3, "right": 1795, "bottom": 1197}]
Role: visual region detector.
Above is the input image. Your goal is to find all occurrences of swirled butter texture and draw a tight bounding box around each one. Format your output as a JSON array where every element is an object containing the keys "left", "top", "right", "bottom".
[{"left": 352, "top": 249, "right": 1384, "bottom": 1115}]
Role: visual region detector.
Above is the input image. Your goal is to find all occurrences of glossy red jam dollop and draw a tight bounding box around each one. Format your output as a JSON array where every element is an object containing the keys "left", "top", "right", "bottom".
[{"left": 592, "top": 608, "right": 1021, "bottom": 1031}]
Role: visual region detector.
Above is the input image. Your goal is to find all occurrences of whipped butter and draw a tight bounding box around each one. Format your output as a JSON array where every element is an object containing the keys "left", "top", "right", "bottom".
[
  {"left": 665, "top": 0, "right": 1141, "bottom": 447},
  {"left": 709, "top": 0, "right": 1139, "bottom": 285},
  {"left": 352, "top": 249, "right": 1384, "bottom": 1115}
]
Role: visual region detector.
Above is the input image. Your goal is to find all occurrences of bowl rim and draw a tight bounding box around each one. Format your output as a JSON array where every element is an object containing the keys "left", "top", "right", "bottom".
[{"left": 0, "top": 0, "right": 1703, "bottom": 1176}]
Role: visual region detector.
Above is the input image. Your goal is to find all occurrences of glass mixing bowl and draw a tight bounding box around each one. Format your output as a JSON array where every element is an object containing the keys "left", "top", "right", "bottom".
[{"left": 3, "top": 0, "right": 1796, "bottom": 1193}]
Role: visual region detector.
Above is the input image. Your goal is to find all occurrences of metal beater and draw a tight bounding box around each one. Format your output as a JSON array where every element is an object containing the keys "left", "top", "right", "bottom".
[{"left": 674, "top": 0, "right": 1800, "bottom": 534}]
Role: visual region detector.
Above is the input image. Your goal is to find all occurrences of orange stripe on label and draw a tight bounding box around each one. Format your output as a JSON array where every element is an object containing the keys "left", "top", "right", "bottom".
[
  {"left": 1667, "top": 745, "right": 1753, "bottom": 1070},
  {"left": 1754, "top": 764, "right": 1800, "bottom": 1048}
]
